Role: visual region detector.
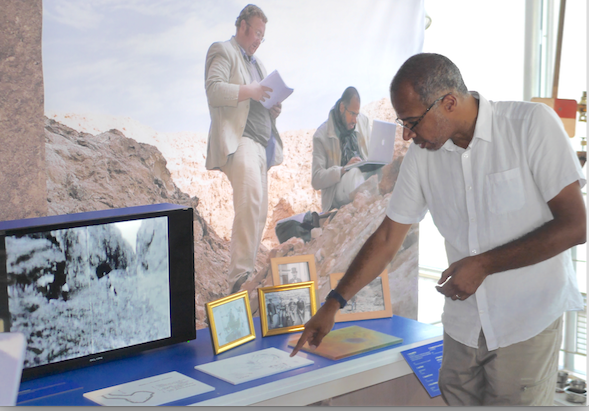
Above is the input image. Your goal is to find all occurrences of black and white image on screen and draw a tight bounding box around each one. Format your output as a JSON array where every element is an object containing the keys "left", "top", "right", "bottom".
[{"left": 4, "top": 216, "right": 171, "bottom": 368}]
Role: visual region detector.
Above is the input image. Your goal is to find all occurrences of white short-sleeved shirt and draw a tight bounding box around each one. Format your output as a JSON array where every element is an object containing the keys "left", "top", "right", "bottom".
[{"left": 387, "top": 92, "right": 586, "bottom": 350}]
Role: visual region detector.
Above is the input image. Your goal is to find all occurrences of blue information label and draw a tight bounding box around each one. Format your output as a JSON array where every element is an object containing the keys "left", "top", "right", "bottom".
[{"left": 401, "top": 340, "right": 443, "bottom": 398}]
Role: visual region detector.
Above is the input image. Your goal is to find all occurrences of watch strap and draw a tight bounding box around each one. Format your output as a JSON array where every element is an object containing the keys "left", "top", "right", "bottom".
[{"left": 326, "top": 289, "right": 347, "bottom": 309}]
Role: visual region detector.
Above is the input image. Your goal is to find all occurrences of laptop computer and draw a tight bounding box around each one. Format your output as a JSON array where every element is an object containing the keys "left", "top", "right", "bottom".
[
  {"left": 0, "top": 332, "right": 26, "bottom": 406},
  {"left": 344, "top": 119, "right": 396, "bottom": 173}
]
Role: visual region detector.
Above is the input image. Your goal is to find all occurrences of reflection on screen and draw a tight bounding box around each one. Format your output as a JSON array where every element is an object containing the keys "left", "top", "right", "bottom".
[{"left": 5, "top": 216, "right": 171, "bottom": 369}]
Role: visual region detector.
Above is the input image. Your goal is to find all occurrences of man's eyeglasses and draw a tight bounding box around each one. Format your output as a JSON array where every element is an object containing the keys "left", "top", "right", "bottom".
[
  {"left": 395, "top": 93, "right": 451, "bottom": 131},
  {"left": 246, "top": 21, "right": 265, "bottom": 43},
  {"left": 344, "top": 107, "right": 359, "bottom": 118}
]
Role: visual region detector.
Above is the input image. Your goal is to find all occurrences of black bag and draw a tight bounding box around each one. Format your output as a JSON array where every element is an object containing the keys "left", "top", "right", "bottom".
[{"left": 275, "top": 211, "right": 320, "bottom": 244}]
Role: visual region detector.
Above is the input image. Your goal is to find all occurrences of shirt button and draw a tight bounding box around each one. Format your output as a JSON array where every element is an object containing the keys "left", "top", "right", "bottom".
[
  {"left": 471, "top": 249, "right": 477, "bottom": 254},
  {"left": 467, "top": 186, "right": 472, "bottom": 191},
  {"left": 463, "top": 153, "right": 469, "bottom": 158},
  {"left": 470, "top": 217, "right": 475, "bottom": 222}
]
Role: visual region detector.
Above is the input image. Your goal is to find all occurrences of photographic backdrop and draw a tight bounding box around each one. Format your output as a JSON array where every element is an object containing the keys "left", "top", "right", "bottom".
[{"left": 39, "top": 0, "right": 425, "bottom": 324}]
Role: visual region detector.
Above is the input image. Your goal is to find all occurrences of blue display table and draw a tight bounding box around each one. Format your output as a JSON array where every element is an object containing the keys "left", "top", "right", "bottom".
[{"left": 16, "top": 316, "right": 442, "bottom": 406}]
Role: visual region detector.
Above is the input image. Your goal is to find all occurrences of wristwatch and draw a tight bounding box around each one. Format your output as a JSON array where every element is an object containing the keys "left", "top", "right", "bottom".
[{"left": 326, "top": 289, "right": 347, "bottom": 309}]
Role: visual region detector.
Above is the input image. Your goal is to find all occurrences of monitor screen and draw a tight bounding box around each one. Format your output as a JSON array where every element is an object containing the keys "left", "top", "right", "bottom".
[{"left": 0, "top": 204, "right": 195, "bottom": 380}]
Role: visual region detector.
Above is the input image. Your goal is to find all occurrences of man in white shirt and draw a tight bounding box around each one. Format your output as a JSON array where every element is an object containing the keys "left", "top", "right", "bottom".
[{"left": 291, "top": 53, "right": 586, "bottom": 406}]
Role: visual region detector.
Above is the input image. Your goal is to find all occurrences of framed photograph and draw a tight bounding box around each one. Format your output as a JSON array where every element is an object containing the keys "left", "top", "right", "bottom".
[
  {"left": 205, "top": 290, "right": 256, "bottom": 355},
  {"left": 258, "top": 281, "right": 317, "bottom": 337},
  {"left": 270, "top": 254, "right": 318, "bottom": 286},
  {"left": 329, "top": 271, "right": 393, "bottom": 322}
]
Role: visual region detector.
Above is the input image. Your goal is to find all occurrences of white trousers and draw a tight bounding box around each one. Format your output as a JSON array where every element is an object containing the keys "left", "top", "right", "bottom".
[
  {"left": 220, "top": 137, "right": 268, "bottom": 283},
  {"left": 333, "top": 167, "right": 365, "bottom": 208}
]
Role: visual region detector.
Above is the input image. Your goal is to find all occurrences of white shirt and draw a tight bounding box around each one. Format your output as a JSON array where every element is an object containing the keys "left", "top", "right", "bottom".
[{"left": 387, "top": 92, "right": 585, "bottom": 350}]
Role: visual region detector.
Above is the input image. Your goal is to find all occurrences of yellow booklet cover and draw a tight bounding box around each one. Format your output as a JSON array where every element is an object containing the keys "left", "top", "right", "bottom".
[{"left": 288, "top": 325, "right": 402, "bottom": 360}]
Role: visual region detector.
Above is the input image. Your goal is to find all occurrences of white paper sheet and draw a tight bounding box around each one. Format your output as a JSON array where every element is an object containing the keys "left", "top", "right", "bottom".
[
  {"left": 195, "top": 347, "right": 313, "bottom": 385},
  {"left": 0, "top": 332, "right": 26, "bottom": 406},
  {"left": 83, "top": 371, "right": 214, "bottom": 406},
  {"left": 259, "top": 70, "right": 294, "bottom": 109}
]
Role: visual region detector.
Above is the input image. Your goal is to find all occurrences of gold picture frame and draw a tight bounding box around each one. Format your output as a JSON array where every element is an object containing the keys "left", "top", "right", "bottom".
[
  {"left": 329, "top": 271, "right": 393, "bottom": 322},
  {"left": 205, "top": 290, "right": 256, "bottom": 355},
  {"left": 270, "top": 254, "right": 318, "bottom": 286},
  {"left": 258, "top": 281, "right": 317, "bottom": 337}
]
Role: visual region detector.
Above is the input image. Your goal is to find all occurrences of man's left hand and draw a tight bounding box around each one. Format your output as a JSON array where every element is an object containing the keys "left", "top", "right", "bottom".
[
  {"left": 435, "top": 256, "right": 488, "bottom": 301},
  {"left": 270, "top": 102, "right": 282, "bottom": 119}
]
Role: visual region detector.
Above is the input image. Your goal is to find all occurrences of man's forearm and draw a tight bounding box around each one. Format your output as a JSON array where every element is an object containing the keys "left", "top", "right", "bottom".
[
  {"left": 238, "top": 84, "right": 253, "bottom": 102},
  {"left": 479, "top": 181, "right": 586, "bottom": 276},
  {"left": 479, "top": 215, "right": 585, "bottom": 276}
]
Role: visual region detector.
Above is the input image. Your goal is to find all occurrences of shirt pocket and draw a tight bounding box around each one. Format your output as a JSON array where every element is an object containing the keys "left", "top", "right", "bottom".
[{"left": 485, "top": 167, "right": 525, "bottom": 214}]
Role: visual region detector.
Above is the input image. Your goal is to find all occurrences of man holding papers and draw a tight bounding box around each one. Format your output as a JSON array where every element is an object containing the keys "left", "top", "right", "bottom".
[
  {"left": 205, "top": 4, "right": 283, "bottom": 293},
  {"left": 312, "top": 87, "right": 373, "bottom": 212}
]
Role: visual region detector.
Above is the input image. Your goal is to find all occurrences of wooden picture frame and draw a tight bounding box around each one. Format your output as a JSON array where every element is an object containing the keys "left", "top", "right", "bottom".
[
  {"left": 258, "top": 281, "right": 317, "bottom": 337},
  {"left": 205, "top": 290, "right": 256, "bottom": 355},
  {"left": 329, "top": 271, "right": 393, "bottom": 322},
  {"left": 270, "top": 254, "right": 318, "bottom": 287}
]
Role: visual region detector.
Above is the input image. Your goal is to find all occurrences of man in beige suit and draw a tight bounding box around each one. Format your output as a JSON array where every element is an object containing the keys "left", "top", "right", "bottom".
[{"left": 205, "top": 4, "right": 283, "bottom": 293}]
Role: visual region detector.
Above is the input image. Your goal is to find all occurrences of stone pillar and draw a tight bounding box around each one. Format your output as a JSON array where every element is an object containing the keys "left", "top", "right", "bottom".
[{"left": 0, "top": 0, "right": 47, "bottom": 221}]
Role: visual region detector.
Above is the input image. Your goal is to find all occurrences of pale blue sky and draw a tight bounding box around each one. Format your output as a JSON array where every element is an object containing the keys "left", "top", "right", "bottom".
[{"left": 42, "top": 0, "right": 425, "bottom": 133}]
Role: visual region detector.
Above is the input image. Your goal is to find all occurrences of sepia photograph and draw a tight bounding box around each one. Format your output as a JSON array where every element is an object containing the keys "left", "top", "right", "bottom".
[
  {"left": 206, "top": 291, "right": 255, "bottom": 355},
  {"left": 329, "top": 271, "right": 393, "bottom": 322},
  {"left": 258, "top": 282, "right": 316, "bottom": 337},
  {"left": 271, "top": 255, "right": 317, "bottom": 287}
]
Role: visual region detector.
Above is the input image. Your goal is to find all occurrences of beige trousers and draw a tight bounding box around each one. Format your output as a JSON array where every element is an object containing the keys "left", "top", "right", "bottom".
[
  {"left": 439, "top": 317, "right": 562, "bottom": 406},
  {"left": 220, "top": 137, "right": 268, "bottom": 284}
]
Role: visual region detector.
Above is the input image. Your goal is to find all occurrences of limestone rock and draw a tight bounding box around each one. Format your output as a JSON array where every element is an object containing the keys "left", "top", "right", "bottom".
[
  {"left": 44, "top": 117, "right": 268, "bottom": 329},
  {"left": 46, "top": 96, "right": 419, "bottom": 326}
]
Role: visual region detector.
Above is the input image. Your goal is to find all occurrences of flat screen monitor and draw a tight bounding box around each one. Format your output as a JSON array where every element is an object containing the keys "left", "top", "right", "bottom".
[{"left": 0, "top": 203, "right": 196, "bottom": 381}]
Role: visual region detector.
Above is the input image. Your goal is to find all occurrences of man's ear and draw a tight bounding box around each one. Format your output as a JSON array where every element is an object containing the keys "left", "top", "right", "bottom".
[
  {"left": 443, "top": 93, "right": 458, "bottom": 113},
  {"left": 338, "top": 101, "right": 345, "bottom": 114},
  {"left": 237, "top": 19, "right": 246, "bottom": 35}
]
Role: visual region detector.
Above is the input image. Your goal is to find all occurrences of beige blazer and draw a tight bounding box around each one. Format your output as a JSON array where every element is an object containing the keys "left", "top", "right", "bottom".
[{"left": 204, "top": 37, "right": 283, "bottom": 170}]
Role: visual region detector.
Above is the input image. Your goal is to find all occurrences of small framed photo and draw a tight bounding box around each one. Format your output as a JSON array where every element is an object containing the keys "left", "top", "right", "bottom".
[
  {"left": 271, "top": 254, "right": 317, "bottom": 286},
  {"left": 258, "top": 281, "right": 317, "bottom": 337},
  {"left": 329, "top": 271, "right": 393, "bottom": 322},
  {"left": 205, "top": 290, "right": 256, "bottom": 355}
]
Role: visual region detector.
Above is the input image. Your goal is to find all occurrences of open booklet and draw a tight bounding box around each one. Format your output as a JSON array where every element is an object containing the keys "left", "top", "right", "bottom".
[{"left": 260, "top": 70, "right": 294, "bottom": 109}]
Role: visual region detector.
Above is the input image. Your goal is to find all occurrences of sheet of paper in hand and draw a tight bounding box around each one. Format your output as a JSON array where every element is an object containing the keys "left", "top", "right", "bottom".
[{"left": 260, "top": 70, "right": 294, "bottom": 109}]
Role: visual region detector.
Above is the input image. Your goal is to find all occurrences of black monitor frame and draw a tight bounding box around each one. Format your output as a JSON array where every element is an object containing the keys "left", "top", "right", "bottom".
[{"left": 0, "top": 203, "right": 196, "bottom": 381}]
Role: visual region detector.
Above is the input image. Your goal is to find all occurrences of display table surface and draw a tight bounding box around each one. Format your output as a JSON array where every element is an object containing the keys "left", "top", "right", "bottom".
[{"left": 16, "top": 315, "right": 443, "bottom": 406}]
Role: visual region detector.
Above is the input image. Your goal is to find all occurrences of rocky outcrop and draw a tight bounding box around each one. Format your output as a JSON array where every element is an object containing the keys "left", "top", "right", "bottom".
[
  {"left": 45, "top": 118, "right": 196, "bottom": 215},
  {"left": 45, "top": 96, "right": 418, "bottom": 328},
  {"left": 45, "top": 117, "right": 264, "bottom": 329},
  {"left": 48, "top": 98, "right": 410, "bottom": 253},
  {"left": 243, "top": 167, "right": 419, "bottom": 321}
]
